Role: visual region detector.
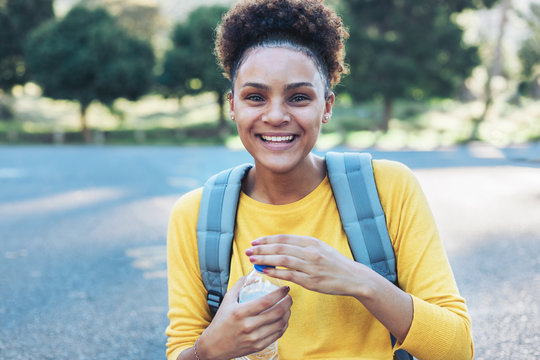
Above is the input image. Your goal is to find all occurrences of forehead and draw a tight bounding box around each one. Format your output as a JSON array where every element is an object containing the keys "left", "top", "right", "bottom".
[{"left": 235, "top": 47, "right": 324, "bottom": 88}]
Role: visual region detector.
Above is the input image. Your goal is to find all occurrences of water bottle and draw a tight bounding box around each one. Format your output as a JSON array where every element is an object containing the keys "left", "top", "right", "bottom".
[{"left": 236, "top": 264, "right": 281, "bottom": 360}]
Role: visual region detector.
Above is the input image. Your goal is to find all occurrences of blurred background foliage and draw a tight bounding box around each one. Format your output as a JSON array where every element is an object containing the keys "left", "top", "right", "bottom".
[{"left": 0, "top": 0, "right": 539, "bottom": 147}]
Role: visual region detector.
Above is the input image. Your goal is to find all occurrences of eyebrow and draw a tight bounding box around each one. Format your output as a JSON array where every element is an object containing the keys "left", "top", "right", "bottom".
[
  {"left": 240, "top": 82, "right": 315, "bottom": 91},
  {"left": 285, "top": 82, "right": 314, "bottom": 91}
]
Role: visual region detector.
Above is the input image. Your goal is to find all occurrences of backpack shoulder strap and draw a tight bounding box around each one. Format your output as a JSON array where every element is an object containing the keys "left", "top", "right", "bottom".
[
  {"left": 327, "top": 152, "right": 413, "bottom": 360},
  {"left": 325, "top": 151, "right": 397, "bottom": 283},
  {"left": 196, "top": 163, "right": 253, "bottom": 314}
]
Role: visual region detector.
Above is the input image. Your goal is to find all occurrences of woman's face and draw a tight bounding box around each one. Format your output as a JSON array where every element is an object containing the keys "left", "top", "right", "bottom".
[{"left": 230, "top": 47, "right": 334, "bottom": 175}]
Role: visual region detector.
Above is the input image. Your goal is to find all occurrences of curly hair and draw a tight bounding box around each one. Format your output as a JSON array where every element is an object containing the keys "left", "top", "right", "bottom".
[{"left": 215, "top": 0, "right": 349, "bottom": 91}]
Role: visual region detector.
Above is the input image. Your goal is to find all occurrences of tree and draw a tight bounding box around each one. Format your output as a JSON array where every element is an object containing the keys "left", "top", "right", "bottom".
[
  {"left": 340, "top": 0, "right": 495, "bottom": 131},
  {"left": 518, "top": 2, "right": 540, "bottom": 98},
  {"left": 85, "top": 0, "right": 165, "bottom": 44},
  {"left": 471, "top": 0, "right": 509, "bottom": 140},
  {"left": 0, "top": 0, "right": 54, "bottom": 120},
  {"left": 0, "top": 0, "right": 54, "bottom": 90},
  {"left": 25, "top": 5, "right": 155, "bottom": 142},
  {"left": 159, "top": 5, "right": 229, "bottom": 134}
]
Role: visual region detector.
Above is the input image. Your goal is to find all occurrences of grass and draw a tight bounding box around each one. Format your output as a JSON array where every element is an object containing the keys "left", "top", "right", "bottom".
[{"left": 1, "top": 84, "right": 539, "bottom": 148}]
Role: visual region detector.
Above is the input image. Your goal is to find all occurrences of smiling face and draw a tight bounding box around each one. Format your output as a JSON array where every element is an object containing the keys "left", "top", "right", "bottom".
[{"left": 230, "top": 46, "right": 334, "bottom": 175}]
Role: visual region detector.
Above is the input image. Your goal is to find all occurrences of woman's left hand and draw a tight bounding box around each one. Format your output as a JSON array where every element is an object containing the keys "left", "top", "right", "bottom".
[{"left": 245, "top": 234, "right": 371, "bottom": 297}]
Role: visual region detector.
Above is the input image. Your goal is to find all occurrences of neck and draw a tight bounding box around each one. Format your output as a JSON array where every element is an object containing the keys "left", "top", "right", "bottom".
[{"left": 243, "top": 154, "right": 326, "bottom": 205}]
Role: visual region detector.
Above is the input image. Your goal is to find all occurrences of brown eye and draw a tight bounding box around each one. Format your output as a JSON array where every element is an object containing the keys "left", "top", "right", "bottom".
[
  {"left": 290, "top": 94, "right": 309, "bottom": 102},
  {"left": 246, "top": 94, "right": 264, "bottom": 102}
]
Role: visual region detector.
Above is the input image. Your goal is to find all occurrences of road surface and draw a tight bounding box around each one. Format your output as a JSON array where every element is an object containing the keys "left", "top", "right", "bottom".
[{"left": 0, "top": 144, "right": 539, "bottom": 359}]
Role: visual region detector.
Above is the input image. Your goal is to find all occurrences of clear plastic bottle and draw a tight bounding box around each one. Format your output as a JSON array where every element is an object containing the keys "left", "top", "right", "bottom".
[{"left": 235, "top": 264, "right": 281, "bottom": 360}]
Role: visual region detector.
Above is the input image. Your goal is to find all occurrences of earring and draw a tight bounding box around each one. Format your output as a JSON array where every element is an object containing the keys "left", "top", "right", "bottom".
[
  {"left": 324, "top": 115, "right": 329, "bottom": 122},
  {"left": 231, "top": 115, "right": 235, "bottom": 121}
]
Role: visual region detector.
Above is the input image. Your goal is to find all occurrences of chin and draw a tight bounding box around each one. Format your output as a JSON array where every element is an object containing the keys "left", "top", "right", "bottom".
[{"left": 254, "top": 153, "right": 308, "bottom": 174}]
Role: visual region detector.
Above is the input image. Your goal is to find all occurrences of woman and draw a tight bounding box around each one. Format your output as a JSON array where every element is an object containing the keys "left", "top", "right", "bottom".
[{"left": 166, "top": 0, "right": 473, "bottom": 359}]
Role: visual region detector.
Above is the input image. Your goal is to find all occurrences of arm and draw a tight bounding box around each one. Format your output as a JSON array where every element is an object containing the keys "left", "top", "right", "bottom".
[
  {"left": 166, "top": 189, "right": 292, "bottom": 360},
  {"left": 379, "top": 161, "right": 473, "bottom": 359},
  {"left": 247, "top": 161, "right": 473, "bottom": 359},
  {"left": 246, "top": 235, "right": 413, "bottom": 343}
]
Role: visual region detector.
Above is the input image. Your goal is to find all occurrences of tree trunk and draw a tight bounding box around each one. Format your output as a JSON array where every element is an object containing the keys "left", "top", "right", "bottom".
[
  {"left": 0, "top": 93, "right": 15, "bottom": 121},
  {"left": 382, "top": 95, "right": 393, "bottom": 132},
  {"left": 217, "top": 91, "right": 228, "bottom": 138},
  {"left": 472, "top": 0, "right": 511, "bottom": 141},
  {"left": 80, "top": 102, "right": 91, "bottom": 143}
]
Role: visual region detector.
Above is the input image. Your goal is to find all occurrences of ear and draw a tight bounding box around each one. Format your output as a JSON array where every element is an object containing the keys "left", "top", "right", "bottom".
[
  {"left": 322, "top": 92, "right": 335, "bottom": 123},
  {"left": 228, "top": 92, "right": 236, "bottom": 122}
]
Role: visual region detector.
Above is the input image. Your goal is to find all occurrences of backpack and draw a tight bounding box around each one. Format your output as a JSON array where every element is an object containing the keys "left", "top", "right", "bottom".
[{"left": 196, "top": 151, "right": 413, "bottom": 360}]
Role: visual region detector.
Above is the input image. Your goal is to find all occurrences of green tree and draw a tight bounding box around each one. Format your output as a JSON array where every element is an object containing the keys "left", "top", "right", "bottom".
[
  {"left": 25, "top": 5, "right": 155, "bottom": 142},
  {"left": 0, "top": 0, "right": 54, "bottom": 90},
  {"left": 471, "top": 0, "right": 508, "bottom": 141},
  {"left": 0, "top": 0, "right": 54, "bottom": 120},
  {"left": 340, "top": 0, "right": 495, "bottom": 131},
  {"left": 518, "top": 2, "right": 540, "bottom": 98},
  {"left": 159, "top": 5, "right": 229, "bottom": 133}
]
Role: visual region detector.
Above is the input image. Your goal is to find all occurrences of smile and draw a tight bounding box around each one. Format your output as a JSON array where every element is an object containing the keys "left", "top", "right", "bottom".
[{"left": 260, "top": 135, "right": 295, "bottom": 143}]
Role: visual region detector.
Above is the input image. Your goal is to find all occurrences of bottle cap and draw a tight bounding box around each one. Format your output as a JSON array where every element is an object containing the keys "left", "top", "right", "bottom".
[{"left": 254, "top": 264, "right": 275, "bottom": 272}]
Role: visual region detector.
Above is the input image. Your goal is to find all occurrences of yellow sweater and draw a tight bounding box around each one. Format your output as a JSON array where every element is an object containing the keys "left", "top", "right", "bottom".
[{"left": 166, "top": 160, "right": 473, "bottom": 360}]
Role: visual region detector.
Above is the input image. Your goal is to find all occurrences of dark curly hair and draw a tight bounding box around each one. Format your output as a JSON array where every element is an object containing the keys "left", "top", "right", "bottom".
[{"left": 215, "top": 0, "right": 349, "bottom": 93}]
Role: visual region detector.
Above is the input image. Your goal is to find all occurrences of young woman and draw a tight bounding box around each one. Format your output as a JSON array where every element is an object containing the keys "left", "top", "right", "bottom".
[{"left": 166, "top": 1, "right": 473, "bottom": 359}]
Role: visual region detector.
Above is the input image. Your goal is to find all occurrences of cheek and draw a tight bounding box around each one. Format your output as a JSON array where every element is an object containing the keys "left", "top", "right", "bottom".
[{"left": 293, "top": 108, "right": 324, "bottom": 127}]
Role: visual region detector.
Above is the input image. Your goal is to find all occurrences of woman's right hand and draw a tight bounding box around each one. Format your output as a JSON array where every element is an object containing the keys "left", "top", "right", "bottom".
[{"left": 196, "top": 277, "right": 292, "bottom": 360}]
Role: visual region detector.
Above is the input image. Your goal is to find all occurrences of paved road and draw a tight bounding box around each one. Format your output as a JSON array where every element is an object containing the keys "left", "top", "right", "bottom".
[{"left": 0, "top": 144, "right": 539, "bottom": 359}]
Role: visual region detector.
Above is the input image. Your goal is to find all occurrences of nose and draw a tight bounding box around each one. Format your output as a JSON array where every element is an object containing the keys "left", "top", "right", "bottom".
[{"left": 262, "top": 100, "right": 290, "bottom": 126}]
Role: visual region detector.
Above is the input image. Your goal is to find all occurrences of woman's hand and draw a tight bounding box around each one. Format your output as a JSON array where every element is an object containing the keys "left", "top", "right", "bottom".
[
  {"left": 246, "top": 234, "right": 413, "bottom": 344},
  {"left": 245, "top": 234, "right": 372, "bottom": 297},
  {"left": 195, "top": 276, "right": 292, "bottom": 360}
]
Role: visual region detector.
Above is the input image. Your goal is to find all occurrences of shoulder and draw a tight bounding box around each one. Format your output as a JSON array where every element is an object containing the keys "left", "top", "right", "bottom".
[
  {"left": 371, "top": 159, "right": 426, "bottom": 217},
  {"left": 372, "top": 159, "right": 420, "bottom": 193},
  {"left": 169, "top": 187, "right": 204, "bottom": 220}
]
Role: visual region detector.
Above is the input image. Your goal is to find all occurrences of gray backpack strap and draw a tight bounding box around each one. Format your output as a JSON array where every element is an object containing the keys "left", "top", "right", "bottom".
[
  {"left": 327, "top": 152, "right": 413, "bottom": 360},
  {"left": 326, "top": 152, "right": 397, "bottom": 283},
  {"left": 196, "top": 163, "right": 253, "bottom": 314}
]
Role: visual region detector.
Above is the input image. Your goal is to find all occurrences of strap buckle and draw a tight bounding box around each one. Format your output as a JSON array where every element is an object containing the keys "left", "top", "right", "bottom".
[{"left": 207, "top": 289, "right": 223, "bottom": 315}]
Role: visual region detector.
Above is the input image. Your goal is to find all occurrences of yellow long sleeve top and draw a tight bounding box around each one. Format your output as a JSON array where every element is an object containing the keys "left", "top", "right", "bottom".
[{"left": 166, "top": 159, "right": 473, "bottom": 360}]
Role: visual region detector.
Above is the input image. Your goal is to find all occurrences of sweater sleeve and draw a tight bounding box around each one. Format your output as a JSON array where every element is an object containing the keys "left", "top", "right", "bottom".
[
  {"left": 165, "top": 188, "right": 212, "bottom": 360},
  {"left": 373, "top": 160, "right": 473, "bottom": 360}
]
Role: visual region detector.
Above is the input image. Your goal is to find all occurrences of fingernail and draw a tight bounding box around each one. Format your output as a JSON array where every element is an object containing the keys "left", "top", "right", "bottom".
[
  {"left": 251, "top": 239, "right": 259, "bottom": 246},
  {"left": 249, "top": 256, "right": 256, "bottom": 263},
  {"left": 245, "top": 248, "right": 253, "bottom": 256}
]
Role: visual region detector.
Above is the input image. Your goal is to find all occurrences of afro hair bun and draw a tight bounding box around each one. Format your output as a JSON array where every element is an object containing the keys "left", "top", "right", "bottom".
[{"left": 215, "top": 0, "right": 349, "bottom": 87}]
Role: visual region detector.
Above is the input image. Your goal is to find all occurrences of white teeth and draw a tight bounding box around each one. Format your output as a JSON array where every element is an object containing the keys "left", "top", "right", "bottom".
[{"left": 261, "top": 135, "right": 294, "bottom": 142}]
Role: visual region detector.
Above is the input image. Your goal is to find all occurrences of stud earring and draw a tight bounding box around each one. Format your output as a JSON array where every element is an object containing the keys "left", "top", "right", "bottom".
[
  {"left": 324, "top": 115, "right": 329, "bottom": 122},
  {"left": 231, "top": 115, "right": 235, "bottom": 121}
]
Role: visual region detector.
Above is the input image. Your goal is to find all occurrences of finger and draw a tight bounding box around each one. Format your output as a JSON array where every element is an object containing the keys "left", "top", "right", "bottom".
[
  {"left": 240, "top": 285, "right": 291, "bottom": 316},
  {"left": 251, "top": 234, "right": 316, "bottom": 247},
  {"left": 248, "top": 253, "right": 310, "bottom": 272},
  {"left": 246, "top": 243, "right": 324, "bottom": 267},
  {"left": 242, "top": 321, "right": 288, "bottom": 356},
  {"left": 250, "top": 313, "right": 291, "bottom": 352},
  {"left": 246, "top": 295, "right": 292, "bottom": 343},
  {"left": 261, "top": 267, "right": 312, "bottom": 288},
  {"left": 246, "top": 242, "right": 304, "bottom": 257},
  {"left": 221, "top": 275, "right": 246, "bottom": 306}
]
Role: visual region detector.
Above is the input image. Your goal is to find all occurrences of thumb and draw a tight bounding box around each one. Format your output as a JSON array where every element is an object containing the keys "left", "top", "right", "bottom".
[{"left": 221, "top": 276, "right": 246, "bottom": 305}]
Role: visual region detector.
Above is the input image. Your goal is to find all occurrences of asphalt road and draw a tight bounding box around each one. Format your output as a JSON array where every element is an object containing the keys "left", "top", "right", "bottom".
[{"left": 0, "top": 144, "right": 539, "bottom": 359}]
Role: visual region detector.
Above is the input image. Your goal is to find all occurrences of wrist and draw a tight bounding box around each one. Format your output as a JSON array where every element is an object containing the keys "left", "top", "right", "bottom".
[
  {"left": 195, "top": 333, "right": 211, "bottom": 360},
  {"left": 195, "top": 330, "right": 224, "bottom": 360},
  {"left": 350, "top": 261, "right": 379, "bottom": 301},
  {"left": 193, "top": 338, "right": 202, "bottom": 360}
]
